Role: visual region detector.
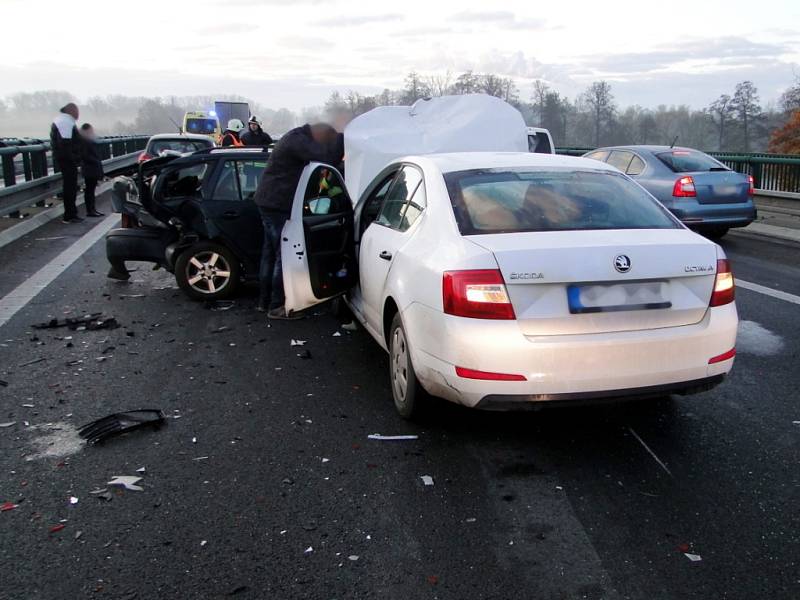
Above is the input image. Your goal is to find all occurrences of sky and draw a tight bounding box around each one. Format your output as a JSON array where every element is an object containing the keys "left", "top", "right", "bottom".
[{"left": 2, "top": 0, "right": 799, "bottom": 111}]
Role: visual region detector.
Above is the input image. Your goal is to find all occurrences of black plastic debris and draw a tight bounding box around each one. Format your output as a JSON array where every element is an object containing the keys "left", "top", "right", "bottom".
[
  {"left": 78, "top": 409, "right": 165, "bottom": 445},
  {"left": 32, "top": 314, "right": 119, "bottom": 331},
  {"left": 297, "top": 349, "right": 312, "bottom": 360}
]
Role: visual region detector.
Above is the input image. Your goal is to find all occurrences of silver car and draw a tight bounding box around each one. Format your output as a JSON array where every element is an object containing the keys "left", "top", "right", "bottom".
[{"left": 583, "top": 145, "right": 756, "bottom": 239}]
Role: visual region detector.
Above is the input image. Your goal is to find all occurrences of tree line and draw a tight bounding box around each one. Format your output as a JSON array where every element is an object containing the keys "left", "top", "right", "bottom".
[
  {"left": 319, "top": 71, "right": 800, "bottom": 154},
  {"left": 2, "top": 74, "right": 799, "bottom": 154}
]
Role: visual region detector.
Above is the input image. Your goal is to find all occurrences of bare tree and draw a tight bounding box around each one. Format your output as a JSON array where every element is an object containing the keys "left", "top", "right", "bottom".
[
  {"left": 531, "top": 80, "right": 550, "bottom": 126},
  {"left": 731, "top": 81, "right": 762, "bottom": 152},
  {"left": 708, "top": 94, "right": 734, "bottom": 151},
  {"left": 582, "top": 81, "right": 615, "bottom": 147},
  {"left": 451, "top": 71, "right": 480, "bottom": 95},
  {"left": 427, "top": 71, "right": 453, "bottom": 97},
  {"left": 400, "top": 72, "right": 431, "bottom": 104}
]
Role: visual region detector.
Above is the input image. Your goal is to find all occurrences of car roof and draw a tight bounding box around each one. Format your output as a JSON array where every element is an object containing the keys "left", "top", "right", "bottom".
[
  {"left": 148, "top": 133, "right": 215, "bottom": 141},
  {"left": 590, "top": 145, "right": 700, "bottom": 154},
  {"left": 406, "top": 152, "right": 619, "bottom": 174}
]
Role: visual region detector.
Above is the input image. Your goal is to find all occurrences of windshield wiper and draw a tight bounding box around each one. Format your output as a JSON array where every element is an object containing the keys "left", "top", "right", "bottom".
[{"left": 709, "top": 167, "right": 729, "bottom": 171}]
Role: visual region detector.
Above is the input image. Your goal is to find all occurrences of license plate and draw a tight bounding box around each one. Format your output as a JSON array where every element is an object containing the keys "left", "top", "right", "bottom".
[{"left": 567, "top": 281, "right": 671, "bottom": 314}]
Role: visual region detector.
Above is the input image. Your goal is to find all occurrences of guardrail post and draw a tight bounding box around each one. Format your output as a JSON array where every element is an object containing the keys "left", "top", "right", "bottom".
[
  {"left": 21, "top": 152, "right": 33, "bottom": 182},
  {"left": 1, "top": 153, "right": 15, "bottom": 188},
  {"left": 752, "top": 162, "right": 763, "bottom": 190}
]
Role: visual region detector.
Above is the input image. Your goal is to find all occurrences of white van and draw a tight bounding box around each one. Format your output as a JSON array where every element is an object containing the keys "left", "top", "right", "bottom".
[{"left": 527, "top": 127, "right": 555, "bottom": 154}]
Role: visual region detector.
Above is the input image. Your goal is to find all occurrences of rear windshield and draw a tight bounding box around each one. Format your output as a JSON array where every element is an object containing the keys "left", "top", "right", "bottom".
[
  {"left": 656, "top": 150, "right": 727, "bottom": 173},
  {"left": 185, "top": 119, "right": 218, "bottom": 135},
  {"left": 149, "top": 139, "right": 213, "bottom": 155},
  {"left": 528, "top": 132, "right": 552, "bottom": 154},
  {"left": 445, "top": 168, "right": 680, "bottom": 235}
]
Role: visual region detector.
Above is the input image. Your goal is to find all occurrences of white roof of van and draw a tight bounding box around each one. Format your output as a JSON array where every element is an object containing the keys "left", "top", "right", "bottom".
[{"left": 418, "top": 151, "right": 618, "bottom": 174}]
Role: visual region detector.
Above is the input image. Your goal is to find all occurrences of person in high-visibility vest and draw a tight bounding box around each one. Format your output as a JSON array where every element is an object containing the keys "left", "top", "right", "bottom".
[{"left": 221, "top": 119, "right": 245, "bottom": 147}]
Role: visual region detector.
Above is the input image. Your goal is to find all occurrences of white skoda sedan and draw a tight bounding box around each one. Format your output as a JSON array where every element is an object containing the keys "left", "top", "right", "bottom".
[{"left": 281, "top": 152, "right": 738, "bottom": 418}]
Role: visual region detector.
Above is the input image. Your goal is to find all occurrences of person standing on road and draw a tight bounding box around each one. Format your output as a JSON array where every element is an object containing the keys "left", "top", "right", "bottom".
[
  {"left": 253, "top": 123, "right": 344, "bottom": 319},
  {"left": 79, "top": 124, "right": 104, "bottom": 217},
  {"left": 50, "top": 103, "right": 83, "bottom": 223},
  {"left": 240, "top": 116, "right": 273, "bottom": 148},
  {"left": 220, "top": 119, "right": 245, "bottom": 147}
]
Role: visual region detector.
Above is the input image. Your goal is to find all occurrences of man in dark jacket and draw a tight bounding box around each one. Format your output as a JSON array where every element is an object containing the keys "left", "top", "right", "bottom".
[
  {"left": 79, "top": 124, "right": 104, "bottom": 217},
  {"left": 240, "top": 116, "right": 273, "bottom": 148},
  {"left": 50, "top": 103, "right": 83, "bottom": 223},
  {"left": 253, "top": 123, "right": 344, "bottom": 318}
]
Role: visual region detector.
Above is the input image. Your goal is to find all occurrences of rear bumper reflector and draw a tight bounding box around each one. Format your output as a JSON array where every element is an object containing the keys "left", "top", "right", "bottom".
[
  {"left": 708, "top": 347, "right": 736, "bottom": 364},
  {"left": 455, "top": 367, "right": 527, "bottom": 381}
]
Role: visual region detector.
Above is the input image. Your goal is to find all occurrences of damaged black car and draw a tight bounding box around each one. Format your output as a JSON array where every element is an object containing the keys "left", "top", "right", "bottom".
[{"left": 107, "top": 148, "right": 268, "bottom": 300}]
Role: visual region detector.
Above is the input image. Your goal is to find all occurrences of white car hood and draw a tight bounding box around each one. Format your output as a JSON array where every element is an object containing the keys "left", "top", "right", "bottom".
[{"left": 344, "top": 94, "right": 527, "bottom": 201}]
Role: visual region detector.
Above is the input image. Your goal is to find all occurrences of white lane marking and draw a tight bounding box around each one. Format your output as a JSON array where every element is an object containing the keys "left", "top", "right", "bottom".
[
  {"left": 0, "top": 213, "right": 118, "bottom": 328},
  {"left": 737, "top": 279, "right": 800, "bottom": 306},
  {"left": 737, "top": 320, "right": 785, "bottom": 356},
  {"left": 627, "top": 427, "right": 673, "bottom": 478}
]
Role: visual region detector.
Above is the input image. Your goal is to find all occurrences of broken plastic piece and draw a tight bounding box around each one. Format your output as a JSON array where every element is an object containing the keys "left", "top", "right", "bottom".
[
  {"left": 684, "top": 553, "right": 702, "bottom": 562},
  {"left": 297, "top": 350, "right": 312, "bottom": 359},
  {"left": 0, "top": 422, "right": 16, "bottom": 428},
  {"left": 342, "top": 321, "right": 358, "bottom": 332},
  {"left": 368, "top": 433, "right": 419, "bottom": 441},
  {"left": 290, "top": 339, "right": 307, "bottom": 346},
  {"left": 420, "top": 475, "right": 434, "bottom": 486},
  {"left": 69, "top": 496, "right": 78, "bottom": 505},
  {"left": 348, "top": 555, "right": 359, "bottom": 561},
  {"left": 332, "top": 331, "right": 342, "bottom": 337},
  {"left": 49, "top": 524, "right": 66, "bottom": 533},
  {"left": 107, "top": 475, "right": 144, "bottom": 491},
  {"left": 1, "top": 501, "right": 19, "bottom": 512},
  {"left": 304, "top": 546, "right": 313, "bottom": 554},
  {"left": 78, "top": 409, "right": 165, "bottom": 445}
]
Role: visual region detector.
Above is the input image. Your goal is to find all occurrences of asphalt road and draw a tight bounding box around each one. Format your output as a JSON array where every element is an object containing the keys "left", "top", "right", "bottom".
[{"left": 0, "top": 203, "right": 798, "bottom": 599}]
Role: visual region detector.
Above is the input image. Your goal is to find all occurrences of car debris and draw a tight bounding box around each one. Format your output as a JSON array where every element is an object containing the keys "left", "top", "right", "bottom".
[
  {"left": 32, "top": 314, "right": 119, "bottom": 331},
  {"left": 49, "top": 524, "right": 66, "bottom": 533},
  {"left": 297, "top": 349, "right": 312, "bottom": 359},
  {"left": 205, "top": 300, "right": 236, "bottom": 311},
  {"left": 107, "top": 475, "right": 144, "bottom": 492},
  {"left": 368, "top": 434, "right": 419, "bottom": 441},
  {"left": 1, "top": 501, "right": 19, "bottom": 512},
  {"left": 684, "top": 553, "right": 702, "bottom": 562},
  {"left": 304, "top": 546, "right": 314, "bottom": 554},
  {"left": 0, "top": 422, "right": 16, "bottom": 428},
  {"left": 18, "top": 357, "right": 45, "bottom": 367},
  {"left": 348, "top": 555, "right": 359, "bottom": 561},
  {"left": 0, "top": 379, "right": 8, "bottom": 387},
  {"left": 290, "top": 339, "right": 307, "bottom": 346},
  {"left": 342, "top": 321, "right": 358, "bottom": 332},
  {"left": 118, "top": 294, "right": 145, "bottom": 299},
  {"left": 89, "top": 488, "right": 113, "bottom": 502},
  {"left": 332, "top": 331, "right": 342, "bottom": 337},
  {"left": 420, "top": 475, "right": 435, "bottom": 486},
  {"left": 69, "top": 496, "right": 79, "bottom": 505},
  {"left": 136, "top": 467, "right": 146, "bottom": 473},
  {"left": 78, "top": 409, "right": 165, "bottom": 445}
]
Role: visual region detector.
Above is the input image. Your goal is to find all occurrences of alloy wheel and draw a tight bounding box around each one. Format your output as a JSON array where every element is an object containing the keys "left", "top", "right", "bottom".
[
  {"left": 391, "top": 326, "right": 409, "bottom": 405},
  {"left": 184, "top": 251, "right": 232, "bottom": 295}
]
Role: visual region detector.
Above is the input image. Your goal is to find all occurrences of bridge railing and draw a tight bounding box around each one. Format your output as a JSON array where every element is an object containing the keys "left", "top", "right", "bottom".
[
  {"left": 0, "top": 135, "right": 148, "bottom": 217},
  {"left": 555, "top": 147, "right": 800, "bottom": 195}
]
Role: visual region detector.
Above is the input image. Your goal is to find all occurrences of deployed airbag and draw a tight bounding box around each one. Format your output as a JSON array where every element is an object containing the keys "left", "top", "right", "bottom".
[{"left": 344, "top": 94, "right": 528, "bottom": 201}]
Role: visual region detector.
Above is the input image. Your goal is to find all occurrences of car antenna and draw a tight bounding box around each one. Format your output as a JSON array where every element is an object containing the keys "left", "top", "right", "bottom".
[
  {"left": 669, "top": 135, "right": 679, "bottom": 148},
  {"left": 168, "top": 116, "right": 182, "bottom": 134}
]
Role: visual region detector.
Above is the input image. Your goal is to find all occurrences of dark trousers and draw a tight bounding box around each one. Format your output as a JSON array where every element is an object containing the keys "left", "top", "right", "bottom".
[
  {"left": 84, "top": 177, "right": 98, "bottom": 213},
  {"left": 258, "top": 207, "right": 289, "bottom": 310},
  {"left": 58, "top": 159, "right": 78, "bottom": 220}
]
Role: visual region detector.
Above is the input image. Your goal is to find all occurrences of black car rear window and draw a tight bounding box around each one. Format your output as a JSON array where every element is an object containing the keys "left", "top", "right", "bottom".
[
  {"left": 656, "top": 150, "right": 727, "bottom": 173},
  {"left": 444, "top": 168, "right": 680, "bottom": 235}
]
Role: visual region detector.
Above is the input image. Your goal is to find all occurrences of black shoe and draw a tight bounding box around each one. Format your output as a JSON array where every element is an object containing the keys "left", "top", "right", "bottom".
[
  {"left": 86, "top": 211, "right": 104, "bottom": 217},
  {"left": 63, "top": 216, "right": 84, "bottom": 223},
  {"left": 268, "top": 307, "right": 302, "bottom": 320}
]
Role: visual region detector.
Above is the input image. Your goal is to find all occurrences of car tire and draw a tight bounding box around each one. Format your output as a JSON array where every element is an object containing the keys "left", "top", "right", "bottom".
[
  {"left": 175, "top": 241, "right": 240, "bottom": 301},
  {"left": 705, "top": 227, "right": 729, "bottom": 240},
  {"left": 389, "top": 312, "right": 426, "bottom": 420}
]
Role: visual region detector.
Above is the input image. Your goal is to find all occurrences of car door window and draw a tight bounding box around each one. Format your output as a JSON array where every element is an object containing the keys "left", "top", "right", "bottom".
[
  {"left": 399, "top": 175, "right": 426, "bottom": 232},
  {"left": 303, "top": 166, "right": 348, "bottom": 215},
  {"left": 376, "top": 166, "right": 423, "bottom": 230},
  {"left": 627, "top": 155, "right": 645, "bottom": 176},
  {"left": 607, "top": 151, "right": 634, "bottom": 172},
  {"left": 162, "top": 163, "right": 209, "bottom": 199},
  {"left": 585, "top": 150, "right": 609, "bottom": 162},
  {"left": 359, "top": 171, "right": 398, "bottom": 235},
  {"left": 238, "top": 159, "right": 266, "bottom": 202},
  {"left": 213, "top": 160, "right": 241, "bottom": 202}
]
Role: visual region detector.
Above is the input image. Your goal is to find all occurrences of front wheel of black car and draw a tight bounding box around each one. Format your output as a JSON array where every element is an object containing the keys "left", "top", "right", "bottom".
[{"left": 175, "top": 241, "right": 240, "bottom": 300}]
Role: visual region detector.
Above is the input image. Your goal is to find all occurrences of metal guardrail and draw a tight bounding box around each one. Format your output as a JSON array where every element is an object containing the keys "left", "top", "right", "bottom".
[
  {"left": 0, "top": 135, "right": 148, "bottom": 217},
  {"left": 555, "top": 147, "right": 800, "bottom": 195}
]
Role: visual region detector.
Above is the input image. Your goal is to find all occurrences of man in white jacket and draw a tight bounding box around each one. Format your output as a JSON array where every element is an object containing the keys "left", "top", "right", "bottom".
[{"left": 50, "top": 103, "right": 83, "bottom": 223}]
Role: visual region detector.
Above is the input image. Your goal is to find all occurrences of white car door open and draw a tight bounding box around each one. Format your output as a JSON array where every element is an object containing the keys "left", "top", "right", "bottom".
[{"left": 281, "top": 163, "right": 357, "bottom": 314}]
